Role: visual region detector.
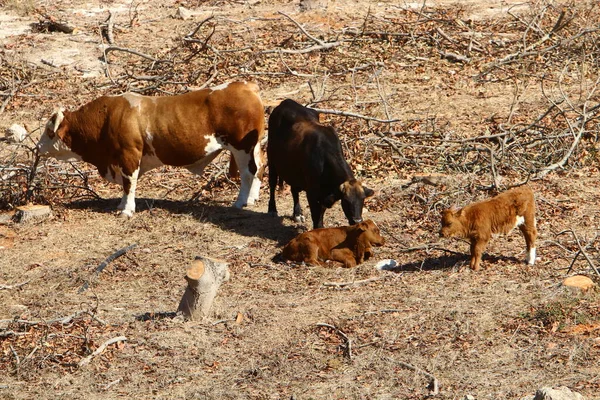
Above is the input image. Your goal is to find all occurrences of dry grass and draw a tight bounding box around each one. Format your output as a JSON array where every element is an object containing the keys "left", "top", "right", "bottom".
[{"left": 1, "top": 1, "right": 599, "bottom": 399}]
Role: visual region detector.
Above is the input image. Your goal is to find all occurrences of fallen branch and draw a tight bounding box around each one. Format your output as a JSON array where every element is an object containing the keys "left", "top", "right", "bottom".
[
  {"left": 387, "top": 356, "right": 440, "bottom": 396},
  {"left": 78, "top": 244, "right": 138, "bottom": 293},
  {"left": 78, "top": 336, "right": 127, "bottom": 367},
  {"left": 323, "top": 276, "right": 383, "bottom": 288},
  {"left": 316, "top": 322, "right": 352, "bottom": 360}
]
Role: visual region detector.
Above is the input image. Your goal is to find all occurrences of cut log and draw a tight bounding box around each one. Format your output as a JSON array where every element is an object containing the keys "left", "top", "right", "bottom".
[
  {"left": 13, "top": 205, "right": 52, "bottom": 223},
  {"left": 178, "top": 256, "right": 230, "bottom": 320}
]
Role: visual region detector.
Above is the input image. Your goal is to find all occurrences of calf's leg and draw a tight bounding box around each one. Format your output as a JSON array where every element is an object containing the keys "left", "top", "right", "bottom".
[
  {"left": 520, "top": 214, "right": 537, "bottom": 265},
  {"left": 330, "top": 248, "right": 358, "bottom": 268},
  {"left": 469, "top": 238, "right": 488, "bottom": 271}
]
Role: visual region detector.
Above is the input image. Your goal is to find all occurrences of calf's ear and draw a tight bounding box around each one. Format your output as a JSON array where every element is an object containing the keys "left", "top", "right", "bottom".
[{"left": 363, "top": 186, "right": 374, "bottom": 198}]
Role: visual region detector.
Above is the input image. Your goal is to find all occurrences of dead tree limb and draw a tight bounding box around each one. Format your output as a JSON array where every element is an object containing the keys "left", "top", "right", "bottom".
[
  {"left": 78, "top": 244, "right": 138, "bottom": 293},
  {"left": 316, "top": 322, "right": 353, "bottom": 360},
  {"left": 78, "top": 336, "right": 127, "bottom": 367}
]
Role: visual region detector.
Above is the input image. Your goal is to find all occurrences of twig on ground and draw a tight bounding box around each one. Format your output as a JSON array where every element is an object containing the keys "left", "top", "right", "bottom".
[
  {"left": 0, "top": 280, "right": 30, "bottom": 290},
  {"left": 310, "top": 107, "right": 400, "bottom": 123},
  {"left": 316, "top": 322, "right": 353, "bottom": 360},
  {"left": 559, "top": 229, "right": 600, "bottom": 277},
  {"left": 261, "top": 12, "right": 341, "bottom": 54},
  {"left": 78, "top": 244, "right": 138, "bottom": 293},
  {"left": 78, "top": 336, "right": 127, "bottom": 367},
  {"left": 323, "top": 276, "right": 383, "bottom": 288},
  {"left": 103, "top": 46, "right": 168, "bottom": 63},
  {"left": 387, "top": 356, "right": 440, "bottom": 396}
]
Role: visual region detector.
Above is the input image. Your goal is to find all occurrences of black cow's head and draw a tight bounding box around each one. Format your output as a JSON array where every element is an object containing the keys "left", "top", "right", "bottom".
[{"left": 328, "top": 179, "right": 374, "bottom": 225}]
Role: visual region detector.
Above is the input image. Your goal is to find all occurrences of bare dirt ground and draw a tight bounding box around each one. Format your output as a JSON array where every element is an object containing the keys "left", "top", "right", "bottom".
[{"left": 1, "top": 1, "right": 599, "bottom": 399}]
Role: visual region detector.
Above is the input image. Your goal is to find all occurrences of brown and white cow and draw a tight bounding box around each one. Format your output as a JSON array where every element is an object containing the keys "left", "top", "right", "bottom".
[
  {"left": 267, "top": 99, "right": 374, "bottom": 229},
  {"left": 38, "top": 81, "right": 265, "bottom": 217},
  {"left": 439, "top": 185, "right": 537, "bottom": 271},
  {"left": 282, "top": 219, "right": 385, "bottom": 268}
]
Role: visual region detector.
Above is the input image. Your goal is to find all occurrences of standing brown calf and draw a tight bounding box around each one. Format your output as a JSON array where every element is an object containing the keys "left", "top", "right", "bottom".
[
  {"left": 282, "top": 220, "right": 385, "bottom": 268},
  {"left": 439, "top": 186, "right": 537, "bottom": 271}
]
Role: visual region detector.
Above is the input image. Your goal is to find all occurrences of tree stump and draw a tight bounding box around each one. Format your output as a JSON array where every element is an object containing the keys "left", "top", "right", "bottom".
[
  {"left": 13, "top": 205, "right": 52, "bottom": 223},
  {"left": 177, "top": 256, "right": 230, "bottom": 320}
]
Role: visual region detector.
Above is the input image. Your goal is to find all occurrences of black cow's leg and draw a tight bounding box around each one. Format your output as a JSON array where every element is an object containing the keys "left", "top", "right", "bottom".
[
  {"left": 268, "top": 162, "right": 278, "bottom": 216},
  {"left": 291, "top": 187, "right": 305, "bottom": 223},
  {"left": 308, "top": 195, "right": 325, "bottom": 228}
]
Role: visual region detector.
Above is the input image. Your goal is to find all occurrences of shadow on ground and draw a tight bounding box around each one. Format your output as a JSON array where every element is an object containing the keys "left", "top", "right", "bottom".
[{"left": 67, "top": 198, "right": 299, "bottom": 245}]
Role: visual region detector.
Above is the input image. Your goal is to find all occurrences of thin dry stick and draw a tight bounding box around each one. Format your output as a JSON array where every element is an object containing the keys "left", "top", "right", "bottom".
[
  {"left": 387, "top": 357, "right": 440, "bottom": 396},
  {"left": 79, "top": 244, "right": 138, "bottom": 293},
  {"left": 316, "top": 322, "right": 352, "bottom": 360},
  {"left": 311, "top": 107, "right": 400, "bottom": 123},
  {"left": 559, "top": 229, "right": 600, "bottom": 277},
  {"left": 0, "top": 280, "right": 30, "bottom": 290},
  {"left": 103, "top": 46, "right": 168, "bottom": 63},
  {"left": 78, "top": 336, "right": 127, "bottom": 367},
  {"left": 323, "top": 276, "right": 383, "bottom": 288},
  {"left": 261, "top": 12, "right": 341, "bottom": 54}
]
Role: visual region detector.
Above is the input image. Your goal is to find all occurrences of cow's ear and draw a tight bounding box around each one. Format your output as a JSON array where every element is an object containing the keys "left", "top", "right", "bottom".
[
  {"left": 363, "top": 186, "right": 374, "bottom": 198},
  {"left": 323, "top": 194, "right": 337, "bottom": 208},
  {"left": 339, "top": 181, "right": 351, "bottom": 196},
  {"left": 46, "top": 108, "right": 65, "bottom": 138}
]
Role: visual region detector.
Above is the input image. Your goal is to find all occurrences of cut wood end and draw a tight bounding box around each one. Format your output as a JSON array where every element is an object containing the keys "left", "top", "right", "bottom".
[
  {"left": 187, "top": 259, "right": 205, "bottom": 280},
  {"left": 14, "top": 205, "right": 52, "bottom": 223}
]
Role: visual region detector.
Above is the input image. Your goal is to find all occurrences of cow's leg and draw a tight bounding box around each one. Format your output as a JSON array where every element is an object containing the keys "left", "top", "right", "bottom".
[
  {"left": 268, "top": 160, "right": 278, "bottom": 216},
  {"left": 291, "top": 187, "right": 305, "bottom": 223},
  {"left": 307, "top": 195, "right": 325, "bottom": 229},
  {"left": 469, "top": 238, "right": 488, "bottom": 271},
  {"left": 118, "top": 164, "right": 140, "bottom": 218},
  {"left": 231, "top": 148, "right": 260, "bottom": 209},
  {"left": 520, "top": 214, "right": 537, "bottom": 265}
]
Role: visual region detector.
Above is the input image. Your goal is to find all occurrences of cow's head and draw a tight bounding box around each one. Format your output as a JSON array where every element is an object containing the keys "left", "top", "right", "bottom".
[
  {"left": 439, "top": 206, "right": 464, "bottom": 238},
  {"left": 38, "top": 109, "right": 81, "bottom": 161},
  {"left": 328, "top": 179, "right": 374, "bottom": 226},
  {"left": 357, "top": 219, "right": 385, "bottom": 246}
]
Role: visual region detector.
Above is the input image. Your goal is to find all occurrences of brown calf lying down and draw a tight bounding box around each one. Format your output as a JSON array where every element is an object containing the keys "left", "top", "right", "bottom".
[
  {"left": 282, "top": 220, "right": 385, "bottom": 268},
  {"left": 440, "top": 186, "right": 537, "bottom": 271}
]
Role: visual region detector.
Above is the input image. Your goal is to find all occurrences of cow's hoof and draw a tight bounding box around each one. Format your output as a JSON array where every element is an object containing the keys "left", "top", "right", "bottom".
[
  {"left": 294, "top": 215, "right": 305, "bottom": 223},
  {"left": 118, "top": 210, "right": 133, "bottom": 219},
  {"left": 233, "top": 201, "right": 246, "bottom": 209}
]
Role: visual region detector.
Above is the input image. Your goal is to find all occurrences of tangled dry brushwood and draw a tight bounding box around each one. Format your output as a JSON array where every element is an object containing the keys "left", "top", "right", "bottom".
[{"left": 1, "top": 1, "right": 599, "bottom": 211}]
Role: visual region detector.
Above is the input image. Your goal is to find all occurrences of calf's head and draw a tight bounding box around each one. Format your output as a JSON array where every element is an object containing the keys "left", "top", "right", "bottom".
[
  {"left": 37, "top": 109, "right": 81, "bottom": 161},
  {"left": 328, "top": 180, "right": 374, "bottom": 225},
  {"left": 356, "top": 219, "right": 385, "bottom": 246},
  {"left": 439, "top": 207, "right": 465, "bottom": 238}
]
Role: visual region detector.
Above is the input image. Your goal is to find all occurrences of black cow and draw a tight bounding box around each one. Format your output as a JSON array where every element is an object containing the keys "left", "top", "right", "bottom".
[{"left": 267, "top": 99, "right": 374, "bottom": 228}]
